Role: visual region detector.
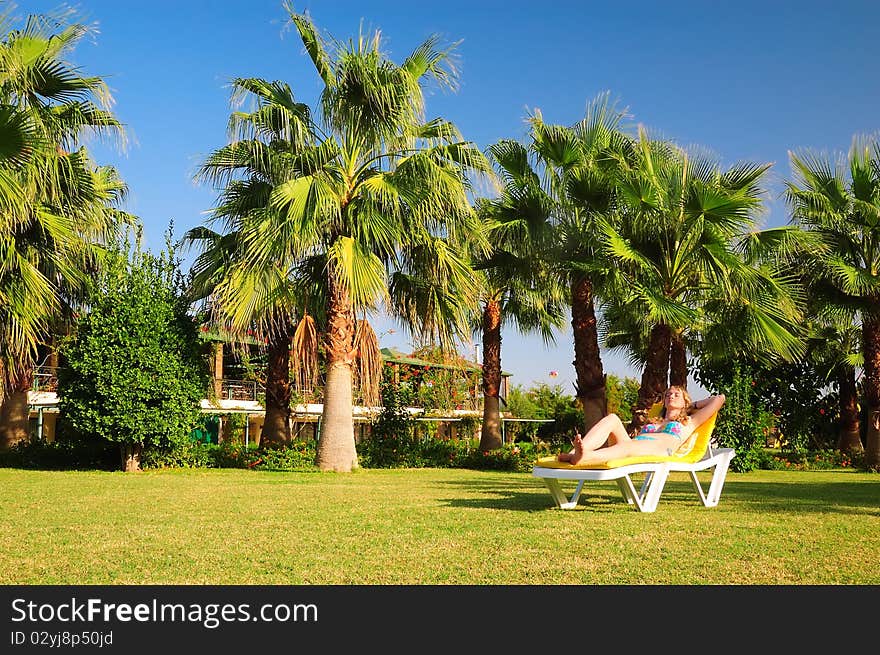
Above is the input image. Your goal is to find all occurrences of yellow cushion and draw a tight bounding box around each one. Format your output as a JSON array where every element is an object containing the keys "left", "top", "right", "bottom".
[{"left": 535, "top": 411, "right": 718, "bottom": 470}]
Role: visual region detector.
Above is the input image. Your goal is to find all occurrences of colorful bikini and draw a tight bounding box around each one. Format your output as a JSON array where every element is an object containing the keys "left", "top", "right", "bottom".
[{"left": 634, "top": 420, "right": 684, "bottom": 441}]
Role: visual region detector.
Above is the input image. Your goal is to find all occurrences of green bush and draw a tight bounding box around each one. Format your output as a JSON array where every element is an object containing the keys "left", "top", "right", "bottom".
[
  {"left": 453, "top": 441, "right": 535, "bottom": 472},
  {"left": 696, "top": 354, "right": 844, "bottom": 456},
  {"left": 359, "top": 381, "right": 420, "bottom": 468},
  {"left": 357, "top": 379, "right": 542, "bottom": 471},
  {"left": 140, "top": 438, "right": 318, "bottom": 471},
  {"left": 357, "top": 432, "right": 536, "bottom": 472},
  {"left": 247, "top": 441, "right": 317, "bottom": 471},
  {"left": 0, "top": 438, "right": 117, "bottom": 470},
  {"left": 5, "top": 431, "right": 551, "bottom": 474},
  {"left": 757, "top": 447, "right": 863, "bottom": 471},
  {"left": 57, "top": 233, "right": 211, "bottom": 471},
  {"left": 142, "top": 441, "right": 220, "bottom": 469},
  {"left": 696, "top": 362, "right": 771, "bottom": 472}
]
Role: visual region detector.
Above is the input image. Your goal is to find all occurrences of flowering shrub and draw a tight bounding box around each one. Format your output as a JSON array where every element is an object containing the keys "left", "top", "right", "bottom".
[
  {"left": 757, "top": 447, "right": 862, "bottom": 471},
  {"left": 142, "top": 439, "right": 318, "bottom": 471},
  {"left": 453, "top": 441, "right": 536, "bottom": 472},
  {"left": 382, "top": 349, "right": 481, "bottom": 412},
  {"left": 357, "top": 422, "right": 538, "bottom": 472},
  {"left": 245, "top": 441, "right": 317, "bottom": 470},
  {"left": 696, "top": 356, "right": 845, "bottom": 460},
  {"left": 696, "top": 362, "right": 772, "bottom": 472},
  {"left": 359, "top": 380, "right": 421, "bottom": 467}
]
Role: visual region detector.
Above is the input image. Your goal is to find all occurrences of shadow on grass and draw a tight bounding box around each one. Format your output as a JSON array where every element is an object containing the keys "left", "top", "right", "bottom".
[
  {"left": 706, "top": 478, "right": 880, "bottom": 516},
  {"left": 437, "top": 471, "right": 880, "bottom": 516}
]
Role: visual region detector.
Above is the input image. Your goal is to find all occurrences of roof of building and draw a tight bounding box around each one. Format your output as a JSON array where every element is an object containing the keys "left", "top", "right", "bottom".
[
  {"left": 198, "top": 325, "right": 267, "bottom": 346},
  {"left": 380, "top": 347, "right": 511, "bottom": 377}
]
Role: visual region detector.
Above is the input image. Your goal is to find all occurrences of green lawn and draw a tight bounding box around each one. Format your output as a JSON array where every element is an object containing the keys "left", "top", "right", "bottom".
[{"left": 1, "top": 466, "right": 877, "bottom": 584}]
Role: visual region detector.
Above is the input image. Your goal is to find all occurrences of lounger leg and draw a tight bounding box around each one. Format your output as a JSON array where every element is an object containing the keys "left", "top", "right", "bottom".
[
  {"left": 542, "top": 478, "right": 568, "bottom": 508},
  {"left": 614, "top": 469, "right": 668, "bottom": 512},
  {"left": 542, "top": 478, "right": 584, "bottom": 509},
  {"left": 688, "top": 455, "right": 733, "bottom": 507},
  {"left": 687, "top": 471, "right": 710, "bottom": 506},
  {"left": 570, "top": 481, "right": 586, "bottom": 507},
  {"left": 706, "top": 455, "right": 733, "bottom": 505},
  {"left": 640, "top": 467, "right": 669, "bottom": 512},
  {"left": 639, "top": 471, "right": 653, "bottom": 498},
  {"left": 616, "top": 476, "right": 639, "bottom": 506}
]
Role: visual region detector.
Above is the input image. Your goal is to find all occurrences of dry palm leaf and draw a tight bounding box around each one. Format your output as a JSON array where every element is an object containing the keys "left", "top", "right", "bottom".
[
  {"left": 291, "top": 314, "right": 318, "bottom": 395},
  {"left": 354, "top": 319, "right": 382, "bottom": 408}
]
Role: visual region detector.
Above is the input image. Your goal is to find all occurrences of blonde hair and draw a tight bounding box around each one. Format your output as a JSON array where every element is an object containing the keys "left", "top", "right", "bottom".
[{"left": 657, "top": 385, "right": 693, "bottom": 425}]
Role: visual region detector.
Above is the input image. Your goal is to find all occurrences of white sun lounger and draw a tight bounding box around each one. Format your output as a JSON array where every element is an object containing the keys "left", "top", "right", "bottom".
[{"left": 531, "top": 411, "right": 735, "bottom": 513}]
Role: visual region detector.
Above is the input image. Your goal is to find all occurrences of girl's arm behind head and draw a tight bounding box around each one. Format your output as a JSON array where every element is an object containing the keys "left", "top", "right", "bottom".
[{"left": 690, "top": 394, "right": 726, "bottom": 426}]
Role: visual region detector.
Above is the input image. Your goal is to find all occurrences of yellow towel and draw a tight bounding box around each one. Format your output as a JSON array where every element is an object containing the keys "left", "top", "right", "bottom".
[{"left": 535, "top": 411, "right": 718, "bottom": 470}]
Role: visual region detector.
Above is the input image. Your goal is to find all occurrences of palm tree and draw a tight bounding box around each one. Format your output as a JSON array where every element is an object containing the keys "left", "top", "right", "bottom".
[
  {"left": 470, "top": 139, "right": 566, "bottom": 450},
  {"left": 529, "top": 92, "right": 633, "bottom": 431},
  {"left": 757, "top": 223, "right": 864, "bottom": 454},
  {"left": 605, "top": 129, "right": 803, "bottom": 432},
  {"left": 235, "top": 5, "right": 491, "bottom": 471},
  {"left": 185, "top": 229, "right": 315, "bottom": 447},
  {"left": 186, "top": 77, "right": 323, "bottom": 447},
  {"left": 0, "top": 9, "right": 130, "bottom": 445},
  {"left": 806, "top": 313, "right": 863, "bottom": 453},
  {"left": 785, "top": 134, "right": 880, "bottom": 469}
]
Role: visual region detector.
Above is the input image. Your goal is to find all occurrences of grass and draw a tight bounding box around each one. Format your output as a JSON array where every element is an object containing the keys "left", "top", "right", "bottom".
[{"left": 1, "top": 466, "right": 878, "bottom": 584}]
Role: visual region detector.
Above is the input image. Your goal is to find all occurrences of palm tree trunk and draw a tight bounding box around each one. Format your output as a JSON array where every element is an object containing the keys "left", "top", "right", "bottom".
[
  {"left": 629, "top": 323, "right": 671, "bottom": 433},
  {"left": 479, "top": 300, "right": 503, "bottom": 450},
  {"left": 836, "top": 363, "right": 862, "bottom": 454},
  {"left": 48, "top": 338, "right": 59, "bottom": 368},
  {"left": 0, "top": 369, "right": 34, "bottom": 448},
  {"left": 212, "top": 342, "right": 224, "bottom": 398},
  {"left": 861, "top": 315, "right": 880, "bottom": 470},
  {"left": 669, "top": 330, "right": 688, "bottom": 388},
  {"left": 315, "top": 271, "right": 359, "bottom": 472},
  {"left": 121, "top": 443, "right": 142, "bottom": 472},
  {"left": 570, "top": 274, "right": 606, "bottom": 432},
  {"left": 261, "top": 319, "right": 296, "bottom": 448}
]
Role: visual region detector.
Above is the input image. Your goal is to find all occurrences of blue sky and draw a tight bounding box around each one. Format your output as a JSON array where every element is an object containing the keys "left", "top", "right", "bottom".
[{"left": 19, "top": 0, "right": 880, "bottom": 395}]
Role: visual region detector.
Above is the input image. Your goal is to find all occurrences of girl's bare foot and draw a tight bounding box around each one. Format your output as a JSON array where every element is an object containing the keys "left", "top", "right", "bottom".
[
  {"left": 558, "top": 432, "right": 583, "bottom": 463},
  {"left": 557, "top": 448, "right": 575, "bottom": 462},
  {"left": 567, "top": 432, "right": 590, "bottom": 465}
]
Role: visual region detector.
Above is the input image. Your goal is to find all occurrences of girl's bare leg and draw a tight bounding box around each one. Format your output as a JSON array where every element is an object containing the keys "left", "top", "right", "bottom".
[
  {"left": 579, "top": 414, "right": 631, "bottom": 450},
  {"left": 569, "top": 439, "right": 665, "bottom": 466},
  {"left": 558, "top": 415, "right": 630, "bottom": 462}
]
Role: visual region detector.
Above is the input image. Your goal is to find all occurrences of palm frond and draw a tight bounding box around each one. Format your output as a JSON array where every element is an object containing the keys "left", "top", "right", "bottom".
[
  {"left": 400, "top": 33, "right": 461, "bottom": 93},
  {"left": 327, "top": 236, "right": 386, "bottom": 309},
  {"left": 285, "top": 5, "right": 335, "bottom": 88},
  {"left": 291, "top": 313, "right": 319, "bottom": 395},
  {"left": 353, "top": 318, "right": 381, "bottom": 407}
]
